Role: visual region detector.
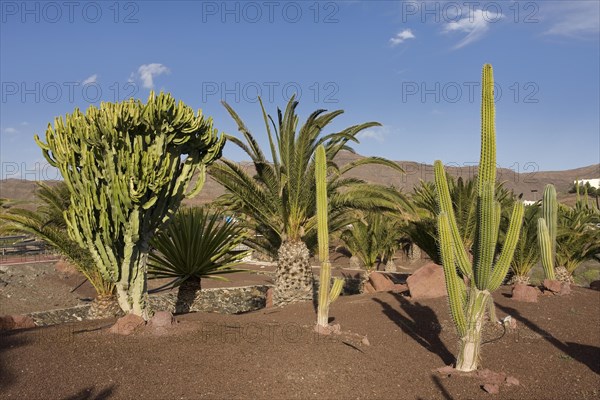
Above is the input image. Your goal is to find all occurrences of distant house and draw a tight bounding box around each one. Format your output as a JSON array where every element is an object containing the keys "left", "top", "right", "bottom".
[{"left": 574, "top": 178, "right": 600, "bottom": 189}]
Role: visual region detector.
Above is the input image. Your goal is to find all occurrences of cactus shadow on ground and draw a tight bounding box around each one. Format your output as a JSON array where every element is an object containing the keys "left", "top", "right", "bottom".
[
  {"left": 373, "top": 293, "right": 455, "bottom": 365},
  {"left": 496, "top": 303, "right": 599, "bottom": 375},
  {"left": 62, "top": 385, "right": 116, "bottom": 400}
]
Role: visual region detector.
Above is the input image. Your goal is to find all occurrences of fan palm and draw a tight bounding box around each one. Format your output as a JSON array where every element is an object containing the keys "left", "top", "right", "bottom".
[
  {"left": 148, "top": 207, "right": 250, "bottom": 313},
  {"left": 0, "top": 183, "right": 116, "bottom": 316},
  {"left": 209, "top": 96, "right": 406, "bottom": 305}
]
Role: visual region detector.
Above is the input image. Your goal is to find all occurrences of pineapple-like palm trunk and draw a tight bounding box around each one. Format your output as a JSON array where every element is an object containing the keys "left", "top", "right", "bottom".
[
  {"left": 274, "top": 240, "right": 314, "bottom": 306},
  {"left": 88, "top": 294, "right": 123, "bottom": 319},
  {"left": 175, "top": 276, "right": 202, "bottom": 314},
  {"left": 455, "top": 288, "right": 490, "bottom": 372}
]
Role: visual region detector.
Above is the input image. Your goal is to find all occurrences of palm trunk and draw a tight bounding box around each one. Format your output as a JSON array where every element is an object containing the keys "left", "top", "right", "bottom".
[
  {"left": 455, "top": 288, "right": 490, "bottom": 372},
  {"left": 175, "top": 276, "right": 201, "bottom": 314},
  {"left": 88, "top": 294, "right": 123, "bottom": 319},
  {"left": 274, "top": 240, "right": 313, "bottom": 306}
]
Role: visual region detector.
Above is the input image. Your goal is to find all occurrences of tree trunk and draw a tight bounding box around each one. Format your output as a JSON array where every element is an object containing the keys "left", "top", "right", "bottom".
[
  {"left": 115, "top": 241, "right": 151, "bottom": 320},
  {"left": 455, "top": 288, "right": 490, "bottom": 372},
  {"left": 273, "top": 240, "right": 313, "bottom": 306},
  {"left": 175, "top": 276, "right": 202, "bottom": 314},
  {"left": 88, "top": 294, "right": 123, "bottom": 319}
]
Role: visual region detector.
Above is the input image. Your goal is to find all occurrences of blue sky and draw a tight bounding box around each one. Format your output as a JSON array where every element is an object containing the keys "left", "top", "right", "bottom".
[{"left": 1, "top": 0, "right": 599, "bottom": 181}]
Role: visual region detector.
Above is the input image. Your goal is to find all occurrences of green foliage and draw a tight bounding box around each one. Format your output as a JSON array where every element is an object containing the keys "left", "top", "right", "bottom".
[
  {"left": 148, "top": 207, "right": 249, "bottom": 289},
  {"left": 315, "top": 145, "right": 344, "bottom": 327},
  {"left": 407, "top": 175, "right": 514, "bottom": 264},
  {"left": 556, "top": 202, "right": 600, "bottom": 275},
  {"left": 510, "top": 203, "right": 541, "bottom": 281},
  {"left": 435, "top": 64, "right": 524, "bottom": 372},
  {"left": 34, "top": 92, "right": 225, "bottom": 317},
  {"left": 209, "top": 96, "right": 406, "bottom": 258},
  {"left": 0, "top": 183, "right": 114, "bottom": 296}
]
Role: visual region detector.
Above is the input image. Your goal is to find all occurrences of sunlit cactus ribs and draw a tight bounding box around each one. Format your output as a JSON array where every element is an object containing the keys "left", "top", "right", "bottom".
[
  {"left": 34, "top": 92, "right": 225, "bottom": 319},
  {"left": 315, "top": 145, "right": 344, "bottom": 328},
  {"left": 538, "top": 184, "right": 557, "bottom": 280},
  {"left": 435, "top": 64, "right": 524, "bottom": 372}
]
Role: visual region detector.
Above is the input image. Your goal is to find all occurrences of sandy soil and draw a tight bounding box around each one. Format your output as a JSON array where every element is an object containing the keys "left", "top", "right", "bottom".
[{"left": 1, "top": 286, "right": 599, "bottom": 399}]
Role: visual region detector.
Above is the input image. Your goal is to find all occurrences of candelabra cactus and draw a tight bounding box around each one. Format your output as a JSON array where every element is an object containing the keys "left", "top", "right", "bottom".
[
  {"left": 34, "top": 92, "right": 225, "bottom": 319},
  {"left": 435, "top": 64, "right": 524, "bottom": 372},
  {"left": 315, "top": 145, "right": 344, "bottom": 328},
  {"left": 537, "top": 184, "right": 557, "bottom": 280}
]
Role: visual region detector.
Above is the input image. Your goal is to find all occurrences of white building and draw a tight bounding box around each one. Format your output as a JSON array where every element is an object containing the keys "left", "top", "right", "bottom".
[{"left": 574, "top": 178, "right": 600, "bottom": 189}]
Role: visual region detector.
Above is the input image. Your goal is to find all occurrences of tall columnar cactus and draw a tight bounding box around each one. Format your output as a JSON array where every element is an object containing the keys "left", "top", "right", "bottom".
[
  {"left": 435, "top": 64, "right": 524, "bottom": 372},
  {"left": 537, "top": 184, "right": 557, "bottom": 280},
  {"left": 35, "top": 92, "right": 225, "bottom": 319},
  {"left": 315, "top": 145, "right": 344, "bottom": 328}
]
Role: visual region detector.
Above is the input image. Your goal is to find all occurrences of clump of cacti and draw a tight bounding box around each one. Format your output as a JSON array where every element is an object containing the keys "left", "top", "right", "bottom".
[
  {"left": 315, "top": 144, "right": 345, "bottom": 328},
  {"left": 538, "top": 184, "right": 557, "bottom": 280},
  {"left": 35, "top": 92, "right": 225, "bottom": 319},
  {"left": 435, "top": 64, "right": 524, "bottom": 372}
]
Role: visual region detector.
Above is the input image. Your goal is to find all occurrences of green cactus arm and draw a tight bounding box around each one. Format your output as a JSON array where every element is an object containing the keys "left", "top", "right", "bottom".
[
  {"left": 438, "top": 212, "right": 467, "bottom": 337},
  {"left": 537, "top": 218, "right": 556, "bottom": 280},
  {"left": 473, "top": 182, "right": 496, "bottom": 290},
  {"left": 542, "top": 184, "right": 558, "bottom": 259},
  {"left": 477, "top": 64, "right": 496, "bottom": 194},
  {"left": 434, "top": 160, "right": 473, "bottom": 279},
  {"left": 329, "top": 277, "right": 344, "bottom": 303},
  {"left": 315, "top": 145, "right": 329, "bottom": 262},
  {"left": 488, "top": 201, "right": 525, "bottom": 291}
]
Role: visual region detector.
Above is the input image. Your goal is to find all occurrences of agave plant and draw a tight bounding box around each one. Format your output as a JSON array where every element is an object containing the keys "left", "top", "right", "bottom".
[
  {"left": 509, "top": 203, "right": 541, "bottom": 284},
  {"left": 209, "top": 96, "right": 406, "bottom": 306},
  {"left": 0, "top": 183, "right": 115, "bottom": 298},
  {"left": 148, "top": 207, "right": 250, "bottom": 314}
]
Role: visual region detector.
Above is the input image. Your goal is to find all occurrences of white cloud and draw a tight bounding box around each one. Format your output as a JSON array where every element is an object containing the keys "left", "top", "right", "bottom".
[
  {"left": 443, "top": 8, "right": 502, "bottom": 49},
  {"left": 543, "top": 2, "right": 599, "bottom": 38},
  {"left": 82, "top": 74, "right": 98, "bottom": 85},
  {"left": 358, "top": 127, "right": 387, "bottom": 143},
  {"left": 390, "top": 29, "right": 416, "bottom": 46},
  {"left": 136, "top": 63, "right": 170, "bottom": 89},
  {"left": 3, "top": 127, "right": 19, "bottom": 134}
]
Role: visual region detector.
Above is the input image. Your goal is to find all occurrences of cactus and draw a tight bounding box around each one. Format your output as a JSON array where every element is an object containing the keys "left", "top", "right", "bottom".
[
  {"left": 315, "top": 145, "right": 344, "bottom": 328},
  {"left": 34, "top": 92, "right": 225, "bottom": 319},
  {"left": 435, "top": 64, "right": 524, "bottom": 372},
  {"left": 537, "top": 184, "right": 557, "bottom": 280}
]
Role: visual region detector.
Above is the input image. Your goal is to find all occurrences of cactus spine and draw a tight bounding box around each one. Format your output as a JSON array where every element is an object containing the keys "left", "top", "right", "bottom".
[
  {"left": 435, "top": 65, "right": 524, "bottom": 372},
  {"left": 315, "top": 145, "right": 344, "bottom": 328},
  {"left": 537, "top": 184, "right": 557, "bottom": 280},
  {"left": 35, "top": 92, "right": 225, "bottom": 319}
]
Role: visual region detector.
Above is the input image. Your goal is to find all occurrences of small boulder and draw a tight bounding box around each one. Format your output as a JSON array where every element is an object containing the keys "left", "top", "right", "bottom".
[
  {"left": 0, "top": 315, "right": 36, "bottom": 331},
  {"left": 505, "top": 376, "right": 520, "bottom": 386},
  {"left": 369, "top": 272, "right": 395, "bottom": 292},
  {"left": 511, "top": 283, "right": 538, "bottom": 303},
  {"left": 109, "top": 314, "right": 145, "bottom": 335},
  {"left": 149, "top": 311, "right": 174, "bottom": 328},
  {"left": 482, "top": 383, "right": 500, "bottom": 394},
  {"left": 407, "top": 263, "right": 447, "bottom": 299},
  {"left": 265, "top": 288, "right": 274, "bottom": 308},
  {"left": 543, "top": 279, "right": 562, "bottom": 293},
  {"left": 363, "top": 282, "right": 377, "bottom": 294}
]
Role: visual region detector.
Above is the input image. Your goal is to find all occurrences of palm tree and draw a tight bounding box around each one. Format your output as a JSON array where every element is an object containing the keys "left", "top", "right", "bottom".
[
  {"left": 406, "top": 175, "right": 515, "bottom": 263},
  {"left": 509, "top": 203, "right": 541, "bottom": 284},
  {"left": 148, "top": 207, "right": 250, "bottom": 313},
  {"left": 209, "top": 97, "right": 405, "bottom": 306},
  {"left": 0, "top": 183, "right": 117, "bottom": 317}
]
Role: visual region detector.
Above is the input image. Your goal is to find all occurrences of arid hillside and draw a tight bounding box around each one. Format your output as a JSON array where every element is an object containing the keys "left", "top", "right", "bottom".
[{"left": 1, "top": 152, "right": 598, "bottom": 208}]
